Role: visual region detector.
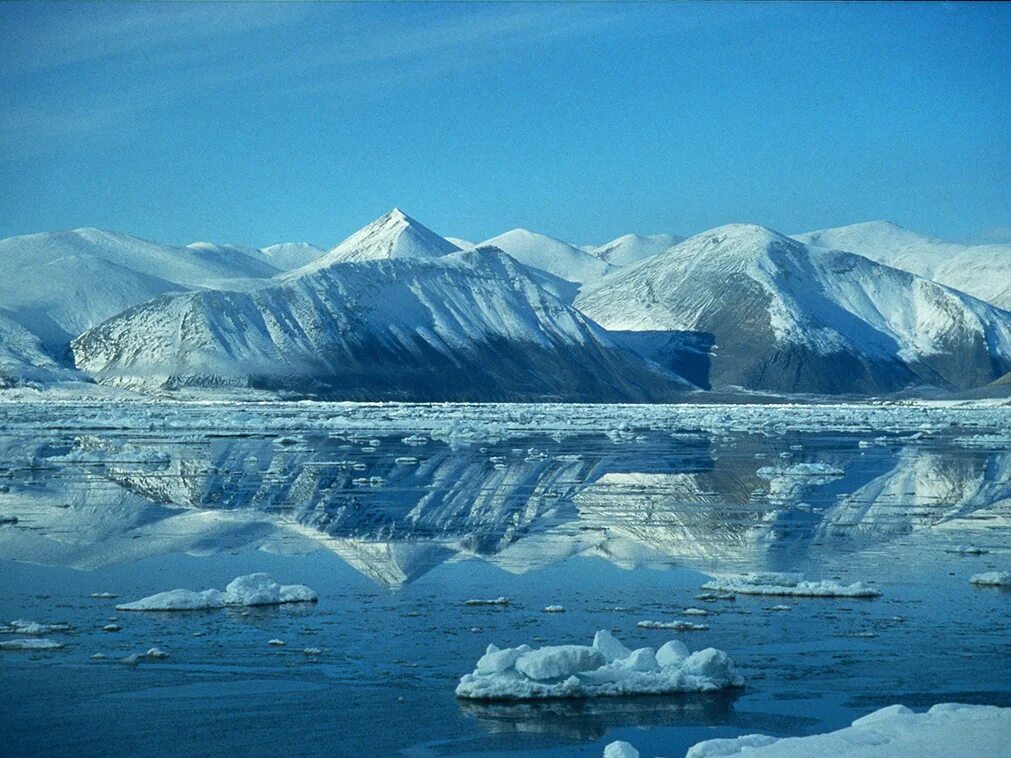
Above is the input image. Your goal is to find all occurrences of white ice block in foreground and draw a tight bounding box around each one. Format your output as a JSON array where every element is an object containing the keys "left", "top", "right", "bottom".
[
  {"left": 684, "top": 703, "right": 1011, "bottom": 757},
  {"left": 456, "top": 629, "right": 743, "bottom": 700},
  {"left": 116, "top": 573, "right": 317, "bottom": 611},
  {"left": 701, "top": 572, "right": 880, "bottom": 598}
]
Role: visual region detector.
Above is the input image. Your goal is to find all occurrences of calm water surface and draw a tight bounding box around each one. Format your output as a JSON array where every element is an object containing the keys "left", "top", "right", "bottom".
[{"left": 1, "top": 403, "right": 1009, "bottom": 756}]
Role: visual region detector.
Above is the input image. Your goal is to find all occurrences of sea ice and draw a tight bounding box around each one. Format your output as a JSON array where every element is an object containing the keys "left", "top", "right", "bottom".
[
  {"left": 0, "top": 638, "right": 64, "bottom": 650},
  {"left": 944, "top": 545, "right": 989, "bottom": 555},
  {"left": 464, "top": 597, "right": 511, "bottom": 606},
  {"left": 638, "top": 620, "right": 709, "bottom": 631},
  {"left": 702, "top": 572, "right": 881, "bottom": 598},
  {"left": 543, "top": 605, "right": 566, "bottom": 613},
  {"left": 456, "top": 630, "right": 743, "bottom": 700},
  {"left": 970, "top": 571, "right": 1011, "bottom": 587},
  {"left": 683, "top": 703, "right": 1011, "bottom": 757},
  {"left": 116, "top": 573, "right": 317, "bottom": 611},
  {"left": 604, "top": 742, "right": 639, "bottom": 758},
  {"left": 2, "top": 619, "right": 70, "bottom": 635}
]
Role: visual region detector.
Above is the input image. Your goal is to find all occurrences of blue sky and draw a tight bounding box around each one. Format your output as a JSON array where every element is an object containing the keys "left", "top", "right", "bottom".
[{"left": 0, "top": 1, "right": 1008, "bottom": 248}]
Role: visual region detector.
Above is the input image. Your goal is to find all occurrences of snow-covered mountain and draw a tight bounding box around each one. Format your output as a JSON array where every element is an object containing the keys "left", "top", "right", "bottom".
[
  {"left": 575, "top": 224, "right": 1011, "bottom": 394},
  {"left": 71, "top": 213, "right": 685, "bottom": 401},
  {"left": 445, "top": 236, "right": 476, "bottom": 249},
  {"left": 0, "top": 227, "right": 281, "bottom": 357},
  {"left": 588, "top": 233, "right": 683, "bottom": 267},
  {"left": 479, "top": 228, "right": 614, "bottom": 286},
  {"left": 0, "top": 312, "right": 80, "bottom": 386},
  {"left": 258, "top": 242, "right": 326, "bottom": 271},
  {"left": 793, "top": 221, "right": 1011, "bottom": 310},
  {"left": 299, "top": 208, "right": 459, "bottom": 272}
]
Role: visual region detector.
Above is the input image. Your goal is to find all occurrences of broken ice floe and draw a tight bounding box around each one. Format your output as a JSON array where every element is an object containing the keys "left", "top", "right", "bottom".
[
  {"left": 116, "top": 573, "right": 318, "bottom": 611},
  {"left": 945, "top": 545, "right": 989, "bottom": 555},
  {"left": 970, "top": 571, "right": 1011, "bottom": 587},
  {"left": 701, "top": 572, "right": 880, "bottom": 598},
  {"left": 455, "top": 629, "right": 742, "bottom": 700},
  {"left": 0, "top": 638, "right": 64, "bottom": 651},
  {"left": 1, "top": 619, "right": 70, "bottom": 635},
  {"left": 683, "top": 703, "right": 1011, "bottom": 757},
  {"left": 464, "top": 597, "right": 511, "bottom": 607},
  {"left": 543, "top": 605, "right": 566, "bottom": 613},
  {"left": 638, "top": 620, "right": 709, "bottom": 631}
]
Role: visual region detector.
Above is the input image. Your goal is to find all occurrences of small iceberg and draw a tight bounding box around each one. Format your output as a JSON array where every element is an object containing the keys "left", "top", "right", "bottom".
[
  {"left": 702, "top": 572, "right": 881, "bottom": 598},
  {"left": 970, "top": 571, "right": 1011, "bottom": 587},
  {"left": 116, "top": 573, "right": 318, "bottom": 611},
  {"left": 604, "top": 742, "right": 639, "bottom": 758},
  {"left": 455, "top": 629, "right": 743, "bottom": 700},
  {"left": 683, "top": 703, "right": 1011, "bottom": 757}
]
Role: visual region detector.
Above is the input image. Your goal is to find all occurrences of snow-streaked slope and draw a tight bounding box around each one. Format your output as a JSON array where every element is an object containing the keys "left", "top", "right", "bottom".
[
  {"left": 0, "top": 228, "right": 281, "bottom": 352},
  {"left": 259, "top": 242, "right": 326, "bottom": 271},
  {"left": 575, "top": 224, "right": 1011, "bottom": 394},
  {"left": 445, "top": 237, "right": 476, "bottom": 250},
  {"left": 300, "top": 208, "right": 459, "bottom": 271},
  {"left": 794, "top": 221, "right": 1011, "bottom": 309},
  {"left": 479, "top": 229, "right": 615, "bottom": 285},
  {"left": 72, "top": 246, "right": 687, "bottom": 401},
  {"left": 0, "top": 312, "right": 80, "bottom": 386},
  {"left": 589, "top": 233, "right": 683, "bottom": 267}
]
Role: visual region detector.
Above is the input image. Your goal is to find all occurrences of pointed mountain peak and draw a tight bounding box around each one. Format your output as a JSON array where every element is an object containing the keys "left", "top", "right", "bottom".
[{"left": 292, "top": 209, "right": 460, "bottom": 274}]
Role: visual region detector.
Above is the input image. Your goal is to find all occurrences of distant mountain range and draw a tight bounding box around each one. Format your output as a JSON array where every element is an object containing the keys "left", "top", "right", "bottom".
[{"left": 1, "top": 209, "right": 1009, "bottom": 398}]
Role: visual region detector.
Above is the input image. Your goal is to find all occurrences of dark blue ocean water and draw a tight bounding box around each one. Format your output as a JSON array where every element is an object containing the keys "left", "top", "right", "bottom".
[{"left": 1, "top": 403, "right": 1008, "bottom": 756}]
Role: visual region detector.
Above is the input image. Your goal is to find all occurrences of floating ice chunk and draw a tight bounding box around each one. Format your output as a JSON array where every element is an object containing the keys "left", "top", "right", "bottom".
[
  {"left": 970, "top": 571, "right": 1011, "bottom": 587},
  {"left": 103, "top": 624, "right": 121, "bottom": 632},
  {"left": 268, "top": 639, "right": 286, "bottom": 646},
  {"left": 303, "top": 647, "right": 322, "bottom": 655},
  {"left": 145, "top": 647, "right": 168, "bottom": 659},
  {"left": 593, "top": 630, "right": 631, "bottom": 662},
  {"left": 456, "top": 630, "right": 743, "bottom": 700},
  {"left": 944, "top": 545, "right": 988, "bottom": 555},
  {"left": 757, "top": 463, "right": 844, "bottom": 479},
  {"left": 638, "top": 620, "right": 709, "bottom": 631},
  {"left": 464, "top": 597, "right": 510, "bottom": 606},
  {"left": 117, "top": 588, "right": 226, "bottom": 611},
  {"left": 401, "top": 434, "right": 428, "bottom": 445},
  {"left": 604, "top": 741, "right": 639, "bottom": 758},
  {"left": 89, "top": 592, "right": 117, "bottom": 599},
  {"left": 684, "top": 702, "right": 1011, "bottom": 757},
  {"left": 543, "top": 605, "right": 565, "bottom": 613},
  {"left": 0, "top": 638, "right": 64, "bottom": 651},
  {"left": 683, "top": 608, "right": 709, "bottom": 616},
  {"left": 702, "top": 572, "right": 881, "bottom": 598},
  {"left": 394, "top": 456, "right": 418, "bottom": 465},
  {"left": 2, "top": 619, "right": 70, "bottom": 635},
  {"left": 515, "top": 645, "right": 606, "bottom": 681},
  {"left": 224, "top": 573, "right": 317, "bottom": 605},
  {"left": 116, "top": 573, "right": 317, "bottom": 611}
]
